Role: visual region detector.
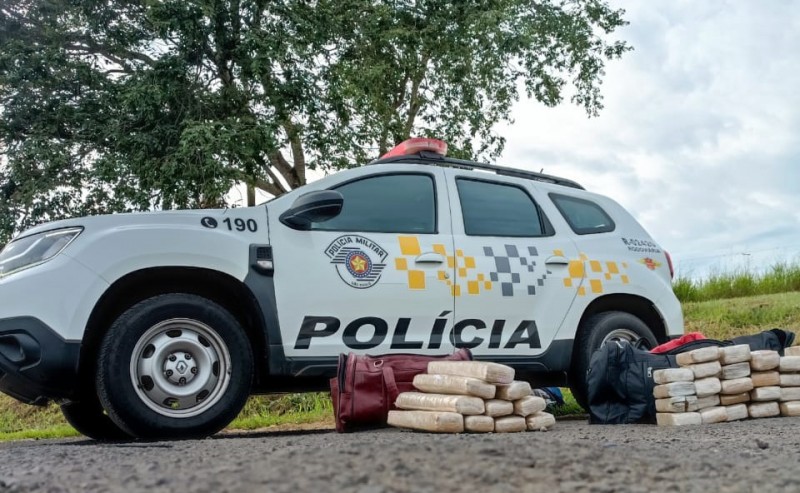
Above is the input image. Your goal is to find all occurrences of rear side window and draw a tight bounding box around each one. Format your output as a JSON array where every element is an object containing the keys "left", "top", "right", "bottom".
[
  {"left": 456, "top": 179, "right": 550, "bottom": 237},
  {"left": 312, "top": 173, "right": 436, "bottom": 233},
  {"left": 550, "top": 193, "right": 615, "bottom": 235}
]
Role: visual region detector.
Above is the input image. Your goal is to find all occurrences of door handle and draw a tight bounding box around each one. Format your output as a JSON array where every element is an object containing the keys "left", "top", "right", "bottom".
[
  {"left": 415, "top": 252, "right": 446, "bottom": 264},
  {"left": 545, "top": 256, "right": 570, "bottom": 266}
]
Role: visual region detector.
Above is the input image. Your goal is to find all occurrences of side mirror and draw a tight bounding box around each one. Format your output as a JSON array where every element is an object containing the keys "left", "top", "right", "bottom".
[{"left": 279, "top": 190, "right": 344, "bottom": 230}]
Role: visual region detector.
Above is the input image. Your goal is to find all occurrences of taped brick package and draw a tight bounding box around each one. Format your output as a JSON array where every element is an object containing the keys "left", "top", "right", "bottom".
[
  {"left": 494, "top": 416, "right": 527, "bottom": 433},
  {"left": 387, "top": 410, "right": 464, "bottom": 433},
  {"left": 749, "top": 350, "right": 780, "bottom": 419},
  {"left": 484, "top": 399, "right": 514, "bottom": 417},
  {"left": 526, "top": 412, "right": 556, "bottom": 431},
  {"left": 389, "top": 361, "right": 556, "bottom": 433},
  {"left": 427, "top": 361, "right": 515, "bottom": 384},
  {"left": 395, "top": 392, "right": 485, "bottom": 415},
  {"left": 464, "top": 415, "right": 495, "bottom": 433},
  {"left": 495, "top": 381, "right": 532, "bottom": 401},
  {"left": 412, "top": 373, "right": 496, "bottom": 399},
  {"left": 779, "top": 353, "right": 800, "bottom": 416}
]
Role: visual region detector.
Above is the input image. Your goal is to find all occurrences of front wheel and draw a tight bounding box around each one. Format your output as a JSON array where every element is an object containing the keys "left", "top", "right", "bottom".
[
  {"left": 568, "top": 311, "right": 658, "bottom": 409},
  {"left": 96, "top": 294, "right": 253, "bottom": 439}
]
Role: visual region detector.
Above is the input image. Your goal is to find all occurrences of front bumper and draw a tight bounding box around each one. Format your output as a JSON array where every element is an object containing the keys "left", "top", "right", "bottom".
[{"left": 0, "top": 317, "right": 80, "bottom": 404}]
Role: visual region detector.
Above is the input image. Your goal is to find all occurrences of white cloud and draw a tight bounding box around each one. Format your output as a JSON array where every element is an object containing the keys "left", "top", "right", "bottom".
[{"left": 497, "top": 0, "right": 800, "bottom": 278}]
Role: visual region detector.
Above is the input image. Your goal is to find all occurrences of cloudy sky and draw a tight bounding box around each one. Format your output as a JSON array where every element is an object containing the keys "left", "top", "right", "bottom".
[{"left": 497, "top": 0, "right": 800, "bottom": 279}]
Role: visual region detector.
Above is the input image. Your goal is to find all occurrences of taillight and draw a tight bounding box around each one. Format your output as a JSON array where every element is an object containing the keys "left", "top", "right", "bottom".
[
  {"left": 381, "top": 138, "right": 448, "bottom": 159},
  {"left": 665, "top": 251, "right": 674, "bottom": 279}
]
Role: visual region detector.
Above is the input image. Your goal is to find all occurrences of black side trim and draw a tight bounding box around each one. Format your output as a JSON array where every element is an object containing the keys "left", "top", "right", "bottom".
[
  {"left": 0, "top": 317, "right": 80, "bottom": 404},
  {"left": 244, "top": 246, "right": 287, "bottom": 376}
]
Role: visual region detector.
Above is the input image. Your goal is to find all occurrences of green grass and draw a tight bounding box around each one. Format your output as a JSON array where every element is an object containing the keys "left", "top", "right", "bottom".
[
  {"left": 0, "top": 393, "right": 334, "bottom": 442},
  {"left": 682, "top": 291, "right": 800, "bottom": 340},
  {"left": 673, "top": 261, "right": 800, "bottom": 302}
]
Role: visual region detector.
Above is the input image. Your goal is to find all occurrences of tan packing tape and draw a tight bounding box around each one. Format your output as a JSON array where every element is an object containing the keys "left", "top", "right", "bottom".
[
  {"left": 513, "top": 396, "right": 547, "bottom": 417},
  {"left": 484, "top": 399, "right": 514, "bottom": 417},
  {"left": 719, "top": 345, "right": 752, "bottom": 365},
  {"left": 495, "top": 381, "right": 532, "bottom": 401},
  {"left": 656, "top": 396, "right": 697, "bottom": 413},
  {"left": 688, "top": 361, "right": 722, "bottom": 379},
  {"left": 720, "top": 377, "right": 753, "bottom": 395},
  {"left": 780, "top": 401, "right": 800, "bottom": 417},
  {"left": 676, "top": 347, "right": 720, "bottom": 366},
  {"left": 653, "top": 381, "right": 695, "bottom": 399},
  {"left": 748, "top": 401, "right": 780, "bottom": 419},
  {"left": 653, "top": 368, "right": 694, "bottom": 384},
  {"left": 720, "top": 362, "right": 750, "bottom": 380},
  {"left": 656, "top": 412, "right": 702, "bottom": 426},
  {"left": 413, "top": 373, "right": 496, "bottom": 399},
  {"left": 750, "top": 386, "right": 781, "bottom": 402},
  {"left": 719, "top": 392, "right": 750, "bottom": 406},
  {"left": 694, "top": 377, "right": 722, "bottom": 398},
  {"left": 750, "top": 350, "right": 780, "bottom": 371},
  {"left": 780, "top": 387, "right": 800, "bottom": 402},
  {"left": 387, "top": 410, "right": 464, "bottom": 433},
  {"left": 695, "top": 394, "right": 721, "bottom": 411},
  {"left": 779, "top": 356, "right": 800, "bottom": 373},
  {"left": 699, "top": 406, "right": 728, "bottom": 424},
  {"left": 725, "top": 403, "right": 749, "bottom": 422},
  {"left": 751, "top": 371, "right": 780, "bottom": 387},
  {"left": 395, "top": 392, "right": 485, "bottom": 415},
  {"left": 494, "top": 416, "right": 526, "bottom": 433},
  {"left": 464, "top": 415, "right": 495, "bottom": 433},
  {"left": 526, "top": 412, "right": 556, "bottom": 431},
  {"left": 779, "top": 374, "right": 800, "bottom": 387},
  {"left": 427, "top": 361, "right": 514, "bottom": 384}
]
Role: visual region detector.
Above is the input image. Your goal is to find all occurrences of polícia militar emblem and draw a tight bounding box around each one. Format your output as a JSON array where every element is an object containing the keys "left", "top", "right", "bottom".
[{"left": 325, "top": 235, "right": 388, "bottom": 288}]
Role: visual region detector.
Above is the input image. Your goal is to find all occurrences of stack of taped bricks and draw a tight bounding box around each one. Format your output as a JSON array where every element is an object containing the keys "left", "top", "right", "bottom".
[
  {"left": 655, "top": 344, "right": 800, "bottom": 426},
  {"left": 387, "top": 361, "right": 556, "bottom": 433}
]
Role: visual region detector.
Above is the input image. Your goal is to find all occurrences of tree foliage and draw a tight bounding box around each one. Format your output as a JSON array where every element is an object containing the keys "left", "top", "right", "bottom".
[{"left": 0, "top": 0, "right": 631, "bottom": 244}]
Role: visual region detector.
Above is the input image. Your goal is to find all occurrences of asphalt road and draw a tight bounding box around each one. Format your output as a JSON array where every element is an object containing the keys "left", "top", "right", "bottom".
[{"left": 2, "top": 418, "right": 800, "bottom": 493}]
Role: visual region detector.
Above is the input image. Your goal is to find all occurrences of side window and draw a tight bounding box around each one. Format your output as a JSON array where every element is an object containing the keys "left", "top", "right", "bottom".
[
  {"left": 456, "top": 179, "right": 549, "bottom": 237},
  {"left": 550, "top": 193, "right": 615, "bottom": 235},
  {"left": 312, "top": 173, "right": 436, "bottom": 233}
]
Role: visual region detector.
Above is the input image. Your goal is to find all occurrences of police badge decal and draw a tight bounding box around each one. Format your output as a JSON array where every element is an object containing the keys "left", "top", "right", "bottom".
[{"left": 325, "top": 235, "right": 388, "bottom": 288}]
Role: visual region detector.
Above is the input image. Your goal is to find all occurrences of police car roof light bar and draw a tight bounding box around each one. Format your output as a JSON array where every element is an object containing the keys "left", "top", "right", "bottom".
[{"left": 380, "top": 138, "right": 448, "bottom": 159}]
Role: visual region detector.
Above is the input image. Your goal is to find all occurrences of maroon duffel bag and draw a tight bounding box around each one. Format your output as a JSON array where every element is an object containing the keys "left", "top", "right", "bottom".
[{"left": 330, "top": 348, "right": 472, "bottom": 432}]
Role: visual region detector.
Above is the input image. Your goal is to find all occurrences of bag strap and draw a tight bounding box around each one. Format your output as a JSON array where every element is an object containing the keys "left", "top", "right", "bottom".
[{"left": 383, "top": 366, "right": 400, "bottom": 404}]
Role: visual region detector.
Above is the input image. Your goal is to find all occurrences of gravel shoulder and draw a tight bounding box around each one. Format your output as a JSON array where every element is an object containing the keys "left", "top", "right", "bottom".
[{"left": 2, "top": 418, "right": 800, "bottom": 493}]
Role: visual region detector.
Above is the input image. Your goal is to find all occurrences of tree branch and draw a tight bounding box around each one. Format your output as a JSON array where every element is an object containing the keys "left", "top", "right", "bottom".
[
  {"left": 254, "top": 177, "right": 281, "bottom": 197},
  {"left": 403, "top": 54, "right": 430, "bottom": 139},
  {"left": 281, "top": 119, "right": 305, "bottom": 186},
  {"left": 254, "top": 154, "right": 290, "bottom": 195}
]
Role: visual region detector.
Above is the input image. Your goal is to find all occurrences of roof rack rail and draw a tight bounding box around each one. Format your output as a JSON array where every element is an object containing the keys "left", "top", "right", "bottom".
[{"left": 369, "top": 152, "right": 584, "bottom": 190}]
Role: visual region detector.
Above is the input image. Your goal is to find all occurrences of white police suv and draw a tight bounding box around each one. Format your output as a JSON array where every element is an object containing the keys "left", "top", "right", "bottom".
[{"left": 0, "top": 138, "right": 683, "bottom": 439}]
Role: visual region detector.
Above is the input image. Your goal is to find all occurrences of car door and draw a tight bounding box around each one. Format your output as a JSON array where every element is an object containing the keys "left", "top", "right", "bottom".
[
  {"left": 269, "top": 166, "right": 456, "bottom": 361},
  {"left": 446, "top": 171, "right": 581, "bottom": 357}
]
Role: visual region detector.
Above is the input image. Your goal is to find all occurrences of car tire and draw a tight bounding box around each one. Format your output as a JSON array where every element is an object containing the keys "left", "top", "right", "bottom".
[
  {"left": 569, "top": 311, "right": 658, "bottom": 410},
  {"left": 96, "top": 293, "right": 253, "bottom": 439},
  {"left": 60, "top": 398, "right": 132, "bottom": 441}
]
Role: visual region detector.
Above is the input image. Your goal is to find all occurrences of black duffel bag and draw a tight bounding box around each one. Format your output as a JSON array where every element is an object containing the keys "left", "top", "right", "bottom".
[{"left": 587, "top": 329, "right": 796, "bottom": 424}]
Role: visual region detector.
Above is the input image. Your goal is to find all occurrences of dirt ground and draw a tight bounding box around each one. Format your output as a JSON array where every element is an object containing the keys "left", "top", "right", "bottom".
[{"left": 1, "top": 418, "right": 799, "bottom": 493}]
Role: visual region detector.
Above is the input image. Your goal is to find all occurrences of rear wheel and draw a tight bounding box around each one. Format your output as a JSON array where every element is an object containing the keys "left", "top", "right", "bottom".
[
  {"left": 60, "top": 397, "right": 131, "bottom": 441},
  {"left": 96, "top": 293, "right": 253, "bottom": 439},
  {"left": 569, "top": 311, "right": 658, "bottom": 409}
]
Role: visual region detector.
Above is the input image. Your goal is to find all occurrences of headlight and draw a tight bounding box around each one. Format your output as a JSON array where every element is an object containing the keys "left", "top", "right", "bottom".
[{"left": 0, "top": 227, "right": 83, "bottom": 279}]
